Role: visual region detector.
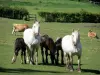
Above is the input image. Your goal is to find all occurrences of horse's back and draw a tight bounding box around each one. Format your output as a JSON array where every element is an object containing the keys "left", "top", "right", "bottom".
[{"left": 62, "top": 35, "right": 77, "bottom": 53}]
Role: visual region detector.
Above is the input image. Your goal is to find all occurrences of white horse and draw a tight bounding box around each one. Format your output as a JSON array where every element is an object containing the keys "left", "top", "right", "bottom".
[
  {"left": 61, "top": 29, "right": 82, "bottom": 72},
  {"left": 23, "top": 21, "right": 41, "bottom": 65}
]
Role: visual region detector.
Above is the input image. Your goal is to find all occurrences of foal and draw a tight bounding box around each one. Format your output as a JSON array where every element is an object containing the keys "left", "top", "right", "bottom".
[
  {"left": 12, "top": 38, "right": 26, "bottom": 64},
  {"left": 55, "top": 37, "right": 64, "bottom": 65},
  {"left": 40, "top": 34, "right": 57, "bottom": 65}
]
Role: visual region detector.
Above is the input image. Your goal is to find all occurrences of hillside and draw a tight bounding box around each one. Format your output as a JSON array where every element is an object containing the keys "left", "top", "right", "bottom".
[{"left": 0, "top": 0, "right": 100, "bottom": 14}]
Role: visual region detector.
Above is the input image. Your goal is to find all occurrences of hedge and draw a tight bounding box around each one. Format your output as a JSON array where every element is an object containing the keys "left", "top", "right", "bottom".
[
  {"left": 0, "top": 6, "right": 29, "bottom": 20},
  {"left": 38, "top": 10, "right": 100, "bottom": 23}
]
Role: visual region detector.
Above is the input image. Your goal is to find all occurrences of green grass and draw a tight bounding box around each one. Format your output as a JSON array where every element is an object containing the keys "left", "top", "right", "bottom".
[
  {"left": 0, "top": 0, "right": 100, "bottom": 75},
  {"left": 0, "top": 18, "right": 100, "bottom": 75}
]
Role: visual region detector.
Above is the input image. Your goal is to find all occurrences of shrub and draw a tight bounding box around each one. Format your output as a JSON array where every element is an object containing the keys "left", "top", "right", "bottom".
[
  {"left": 38, "top": 11, "right": 100, "bottom": 23},
  {"left": 0, "top": 6, "right": 29, "bottom": 20}
]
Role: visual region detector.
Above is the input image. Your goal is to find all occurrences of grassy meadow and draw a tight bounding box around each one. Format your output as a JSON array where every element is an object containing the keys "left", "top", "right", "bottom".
[
  {"left": 0, "top": 0, "right": 100, "bottom": 75},
  {"left": 1, "top": 0, "right": 100, "bottom": 14},
  {"left": 0, "top": 18, "right": 100, "bottom": 75}
]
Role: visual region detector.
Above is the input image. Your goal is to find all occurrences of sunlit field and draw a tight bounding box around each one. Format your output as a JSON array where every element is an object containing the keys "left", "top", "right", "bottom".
[
  {"left": 0, "top": 18, "right": 100, "bottom": 75},
  {"left": 0, "top": 0, "right": 100, "bottom": 75}
]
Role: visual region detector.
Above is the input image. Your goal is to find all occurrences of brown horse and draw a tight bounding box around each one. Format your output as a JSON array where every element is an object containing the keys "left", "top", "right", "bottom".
[
  {"left": 40, "top": 34, "right": 57, "bottom": 65},
  {"left": 12, "top": 24, "right": 29, "bottom": 35}
]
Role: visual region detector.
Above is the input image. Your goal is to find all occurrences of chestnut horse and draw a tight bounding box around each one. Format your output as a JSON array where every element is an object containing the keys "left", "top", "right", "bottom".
[
  {"left": 88, "top": 30, "right": 99, "bottom": 39},
  {"left": 40, "top": 34, "right": 57, "bottom": 65},
  {"left": 12, "top": 24, "right": 29, "bottom": 35}
]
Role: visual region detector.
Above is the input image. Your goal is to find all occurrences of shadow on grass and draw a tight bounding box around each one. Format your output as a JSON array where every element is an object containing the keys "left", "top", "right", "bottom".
[
  {"left": 0, "top": 67, "right": 65, "bottom": 73},
  {"left": 38, "top": 63, "right": 65, "bottom": 67},
  {"left": 82, "top": 69, "right": 100, "bottom": 74},
  {"left": 0, "top": 67, "right": 100, "bottom": 74},
  {"left": 38, "top": 63, "right": 83, "bottom": 67}
]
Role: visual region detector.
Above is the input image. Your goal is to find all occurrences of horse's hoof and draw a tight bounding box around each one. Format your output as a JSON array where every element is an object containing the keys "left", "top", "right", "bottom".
[
  {"left": 61, "top": 63, "right": 64, "bottom": 65},
  {"left": 46, "top": 61, "right": 48, "bottom": 64},
  {"left": 24, "top": 62, "right": 27, "bottom": 64},
  {"left": 78, "top": 70, "right": 81, "bottom": 73},
  {"left": 24, "top": 60, "right": 26, "bottom": 64},
  {"left": 70, "top": 69, "right": 74, "bottom": 72},
  {"left": 55, "top": 63, "right": 59, "bottom": 65},
  {"left": 11, "top": 60, "right": 15, "bottom": 64},
  {"left": 77, "top": 68, "right": 81, "bottom": 73},
  {"left": 30, "top": 62, "right": 33, "bottom": 65},
  {"left": 35, "top": 62, "right": 38, "bottom": 65}
]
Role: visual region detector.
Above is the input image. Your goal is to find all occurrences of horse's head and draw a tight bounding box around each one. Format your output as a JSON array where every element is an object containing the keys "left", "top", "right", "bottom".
[
  {"left": 32, "top": 21, "right": 40, "bottom": 36},
  {"left": 72, "top": 29, "right": 80, "bottom": 45}
]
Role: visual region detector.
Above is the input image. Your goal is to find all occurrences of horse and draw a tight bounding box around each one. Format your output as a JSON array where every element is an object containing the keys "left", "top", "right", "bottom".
[
  {"left": 11, "top": 38, "right": 26, "bottom": 64},
  {"left": 88, "top": 30, "right": 99, "bottom": 39},
  {"left": 40, "top": 34, "right": 57, "bottom": 65},
  {"left": 55, "top": 37, "right": 64, "bottom": 65},
  {"left": 23, "top": 21, "right": 41, "bottom": 65},
  {"left": 12, "top": 24, "right": 29, "bottom": 35},
  {"left": 61, "top": 29, "right": 82, "bottom": 72}
]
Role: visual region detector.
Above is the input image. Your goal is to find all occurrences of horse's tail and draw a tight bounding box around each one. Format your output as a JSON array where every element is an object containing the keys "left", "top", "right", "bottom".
[{"left": 95, "top": 35, "right": 99, "bottom": 39}]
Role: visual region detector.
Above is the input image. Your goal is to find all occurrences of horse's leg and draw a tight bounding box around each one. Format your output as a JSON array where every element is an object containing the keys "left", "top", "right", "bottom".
[
  {"left": 64, "top": 52, "right": 66, "bottom": 65},
  {"left": 31, "top": 47, "right": 34, "bottom": 64},
  {"left": 11, "top": 54, "right": 17, "bottom": 64},
  {"left": 45, "top": 48, "right": 48, "bottom": 64},
  {"left": 77, "top": 55, "right": 81, "bottom": 72},
  {"left": 64, "top": 53, "right": 69, "bottom": 69},
  {"left": 14, "top": 31, "right": 16, "bottom": 36},
  {"left": 41, "top": 46, "right": 45, "bottom": 64},
  {"left": 27, "top": 45, "right": 32, "bottom": 64},
  {"left": 50, "top": 51, "right": 54, "bottom": 65},
  {"left": 56, "top": 49, "right": 59, "bottom": 65},
  {"left": 69, "top": 53, "right": 74, "bottom": 72},
  {"left": 26, "top": 46, "right": 29, "bottom": 63},
  {"left": 35, "top": 46, "right": 38, "bottom": 65},
  {"left": 23, "top": 49, "right": 26, "bottom": 64},
  {"left": 11, "top": 49, "right": 19, "bottom": 64},
  {"left": 21, "top": 51, "right": 24, "bottom": 64},
  {"left": 61, "top": 50, "right": 64, "bottom": 65}
]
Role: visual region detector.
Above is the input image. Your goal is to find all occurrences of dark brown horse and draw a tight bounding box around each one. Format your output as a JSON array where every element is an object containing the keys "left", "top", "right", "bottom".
[
  {"left": 12, "top": 38, "right": 26, "bottom": 64},
  {"left": 55, "top": 37, "right": 64, "bottom": 65},
  {"left": 40, "top": 34, "right": 57, "bottom": 65}
]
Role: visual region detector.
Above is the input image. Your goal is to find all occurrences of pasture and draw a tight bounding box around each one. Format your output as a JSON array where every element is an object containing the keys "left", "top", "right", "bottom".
[
  {"left": 0, "top": 18, "right": 100, "bottom": 75},
  {"left": 1, "top": 0, "right": 100, "bottom": 14},
  {"left": 0, "top": 0, "right": 100, "bottom": 75}
]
